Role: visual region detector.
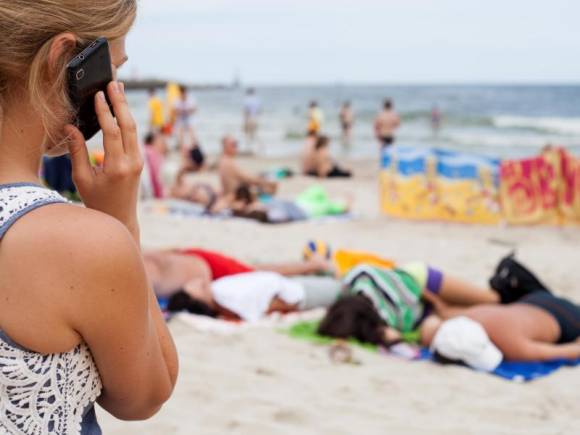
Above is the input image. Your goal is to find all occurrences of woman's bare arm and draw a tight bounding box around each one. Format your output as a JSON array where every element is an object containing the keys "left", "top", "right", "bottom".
[{"left": 65, "top": 212, "right": 178, "bottom": 420}]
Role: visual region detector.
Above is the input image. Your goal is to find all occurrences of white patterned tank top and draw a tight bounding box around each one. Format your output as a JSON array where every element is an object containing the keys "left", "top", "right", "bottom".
[{"left": 0, "top": 183, "right": 102, "bottom": 435}]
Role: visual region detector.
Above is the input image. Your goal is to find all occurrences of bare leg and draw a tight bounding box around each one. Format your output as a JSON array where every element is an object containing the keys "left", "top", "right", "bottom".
[
  {"left": 507, "top": 340, "right": 580, "bottom": 361},
  {"left": 256, "top": 257, "right": 334, "bottom": 277},
  {"left": 438, "top": 274, "right": 499, "bottom": 306}
]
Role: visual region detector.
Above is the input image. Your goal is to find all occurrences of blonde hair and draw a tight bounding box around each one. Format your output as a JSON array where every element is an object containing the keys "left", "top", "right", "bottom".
[{"left": 0, "top": 0, "right": 137, "bottom": 141}]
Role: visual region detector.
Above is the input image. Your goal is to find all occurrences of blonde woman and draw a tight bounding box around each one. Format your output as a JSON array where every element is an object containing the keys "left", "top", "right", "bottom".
[{"left": 0, "top": 1, "right": 178, "bottom": 434}]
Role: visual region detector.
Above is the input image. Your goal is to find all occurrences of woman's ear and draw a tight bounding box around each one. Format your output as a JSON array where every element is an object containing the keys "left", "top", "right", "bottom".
[{"left": 47, "top": 33, "right": 78, "bottom": 79}]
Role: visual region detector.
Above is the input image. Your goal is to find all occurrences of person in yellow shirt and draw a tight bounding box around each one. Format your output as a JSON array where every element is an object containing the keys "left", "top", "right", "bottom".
[
  {"left": 148, "top": 88, "right": 165, "bottom": 133},
  {"left": 307, "top": 101, "right": 324, "bottom": 135}
]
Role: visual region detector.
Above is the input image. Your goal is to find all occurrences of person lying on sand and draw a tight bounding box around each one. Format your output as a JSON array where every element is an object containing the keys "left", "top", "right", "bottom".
[
  {"left": 218, "top": 135, "right": 277, "bottom": 196},
  {"left": 169, "top": 182, "right": 232, "bottom": 214},
  {"left": 303, "top": 135, "right": 352, "bottom": 178},
  {"left": 229, "top": 184, "right": 351, "bottom": 224},
  {"left": 144, "top": 248, "right": 340, "bottom": 321},
  {"left": 319, "top": 256, "right": 580, "bottom": 362}
]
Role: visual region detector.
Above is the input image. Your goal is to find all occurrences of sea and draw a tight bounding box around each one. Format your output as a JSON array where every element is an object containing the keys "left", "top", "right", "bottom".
[{"left": 124, "top": 84, "right": 580, "bottom": 159}]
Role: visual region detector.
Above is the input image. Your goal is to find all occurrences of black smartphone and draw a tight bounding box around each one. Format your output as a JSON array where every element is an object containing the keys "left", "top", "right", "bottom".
[{"left": 66, "top": 37, "right": 113, "bottom": 140}]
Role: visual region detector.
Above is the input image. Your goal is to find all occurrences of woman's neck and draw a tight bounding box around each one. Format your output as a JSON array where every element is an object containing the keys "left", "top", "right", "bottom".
[{"left": 0, "top": 101, "right": 45, "bottom": 185}]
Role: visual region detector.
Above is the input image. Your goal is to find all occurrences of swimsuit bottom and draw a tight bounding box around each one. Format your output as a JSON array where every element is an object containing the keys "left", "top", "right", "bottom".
[{"left": 519, "top": 292, "right": 580, "bottom": 343}]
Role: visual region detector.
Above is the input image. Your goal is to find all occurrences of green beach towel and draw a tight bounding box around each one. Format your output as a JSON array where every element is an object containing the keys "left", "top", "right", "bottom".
[
  {"left": 285, "top": 320, "right": 421, "bottom": 351},
  {"left": 295, "top": 185, "right": 348, "bottom": 218}
]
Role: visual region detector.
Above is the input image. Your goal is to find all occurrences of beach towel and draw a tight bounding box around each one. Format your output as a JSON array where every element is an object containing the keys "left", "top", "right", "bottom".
[
  {"left": 166, "top": 309, "right": 327, "bottom": 335},
  {"left": 295, "top": 185, "right": 349, "bottom": 218},
  {"left": 333, "top": 249, "right": 396, "bottom": 277},
  {"left": 142, "top": 198, "right": 353, "bottom": 224},
  {"left": 285, "top": 321, "right": 580, "bottom": 382}
]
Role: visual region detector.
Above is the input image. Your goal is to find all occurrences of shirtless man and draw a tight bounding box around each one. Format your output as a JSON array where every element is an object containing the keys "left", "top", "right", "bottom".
[
  {"left": 217, "top": 135, "right": 277, "bottom": 196},
  {"left": 374, "top": 99, "right": 401, "bottom": 149}
]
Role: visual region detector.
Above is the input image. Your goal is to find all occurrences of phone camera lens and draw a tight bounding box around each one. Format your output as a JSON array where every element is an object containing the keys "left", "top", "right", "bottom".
[{"left": 76, "top": 69, "right": 85, "bottom": 81}]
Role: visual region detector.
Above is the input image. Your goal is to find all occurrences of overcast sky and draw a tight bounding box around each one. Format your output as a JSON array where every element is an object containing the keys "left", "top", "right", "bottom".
[{"left": 120, "top": 0, "right": 580, "bottom": 85}]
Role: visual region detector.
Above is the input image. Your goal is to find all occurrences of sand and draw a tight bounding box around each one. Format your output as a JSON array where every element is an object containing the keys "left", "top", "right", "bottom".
[{"left": 98, "top": 156, "right": 580, "bottom": 435}]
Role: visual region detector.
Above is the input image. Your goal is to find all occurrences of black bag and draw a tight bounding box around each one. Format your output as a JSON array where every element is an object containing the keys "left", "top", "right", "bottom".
[{"left": 489, "top": 253, "right": 551, "bottom": 304}]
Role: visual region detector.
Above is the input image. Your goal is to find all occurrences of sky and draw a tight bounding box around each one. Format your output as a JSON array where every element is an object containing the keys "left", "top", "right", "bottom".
[{"left": 120, "top": 0, "right": 580, "bottom": 85}]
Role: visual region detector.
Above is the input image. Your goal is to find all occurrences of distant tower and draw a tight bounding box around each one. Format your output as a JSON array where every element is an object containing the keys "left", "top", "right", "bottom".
[{"left": 232, "top": 68, "right": 241, "bottom": 89}]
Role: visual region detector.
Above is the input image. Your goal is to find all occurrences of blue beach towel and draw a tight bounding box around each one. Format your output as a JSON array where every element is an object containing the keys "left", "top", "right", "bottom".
[
  {"left": 287, "top": 321, "right": 579, "bottom": 383},
  {"left": 414, "top": 348, "right": 578, "bottom": 382}
]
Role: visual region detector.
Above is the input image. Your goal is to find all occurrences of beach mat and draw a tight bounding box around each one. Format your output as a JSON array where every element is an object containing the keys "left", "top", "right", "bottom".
[
  {"left": 286, "top": 321, "right": 580, "bottom": 383},
  {"left": 142, "top": 199, "right": 354, "bottom": 224},
  {"left": 165, "top": 308, "right": 328, "bottom": 335}
]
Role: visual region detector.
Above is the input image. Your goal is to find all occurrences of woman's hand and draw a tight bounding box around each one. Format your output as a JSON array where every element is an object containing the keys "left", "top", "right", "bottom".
[
  {"left": 65, "top": 81, "right": 143, "bottom": 243},
  {"left": 422, "top": 290, "right": 449, "bottom": 316}
]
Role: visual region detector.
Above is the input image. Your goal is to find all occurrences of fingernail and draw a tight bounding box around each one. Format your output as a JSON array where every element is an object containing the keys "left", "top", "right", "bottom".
[
  {"left": 97, "top": 91, "right": 106, "bottom": 101},
  {"left": 120, "top": 82, "right": 125, "bottom": 93},
  {"left": 111, "top": 81, "right": 120, "bottom": 93}
]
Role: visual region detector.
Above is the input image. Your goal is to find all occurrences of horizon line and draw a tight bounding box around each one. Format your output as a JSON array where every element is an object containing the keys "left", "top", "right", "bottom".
[{"left": 119, "top": 76, "right": 580, "bottom": 88}]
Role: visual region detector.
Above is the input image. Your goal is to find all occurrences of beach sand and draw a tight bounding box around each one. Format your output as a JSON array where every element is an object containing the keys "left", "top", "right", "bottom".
[{"left": 99, "top": 156, "right": 580, "bottom": 435}]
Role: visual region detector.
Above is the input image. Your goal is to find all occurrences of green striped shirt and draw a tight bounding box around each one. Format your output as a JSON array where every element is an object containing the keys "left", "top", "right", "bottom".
[{"left": 343, "top": 265, "right": 424, "bottom": 333}]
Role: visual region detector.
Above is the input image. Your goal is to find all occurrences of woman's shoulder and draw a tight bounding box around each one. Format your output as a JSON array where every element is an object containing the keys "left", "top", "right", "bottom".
[
  {"left": 4, "top": 203, "right": 133, "bottom": 254},
  {"left": 2, "top": 203, "right": 142, "bottom": 293},
  {"left": 0, "top": 204, "right": 146, "bottom": 353}
]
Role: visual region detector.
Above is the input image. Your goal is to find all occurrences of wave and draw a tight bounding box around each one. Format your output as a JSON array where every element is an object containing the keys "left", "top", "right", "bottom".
[
  {"left": 492, "top": 116, "right": 580, "bottom": 135},
  {"left": 398, "top": 111, "right": 580, "bottom": 136},
  {"left": 399, "top": 111, "right": 496, "bottom": 128}
]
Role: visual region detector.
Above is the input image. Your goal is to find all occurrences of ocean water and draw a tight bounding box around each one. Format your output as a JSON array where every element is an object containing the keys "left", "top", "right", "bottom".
[{"left": 124, "top": 84, "right": 580, "bottom": 159}]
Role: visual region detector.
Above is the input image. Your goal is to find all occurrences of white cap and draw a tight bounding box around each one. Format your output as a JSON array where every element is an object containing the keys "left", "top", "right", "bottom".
[{"left": 431, "top": 317, "right": 503, "bottom": 372}]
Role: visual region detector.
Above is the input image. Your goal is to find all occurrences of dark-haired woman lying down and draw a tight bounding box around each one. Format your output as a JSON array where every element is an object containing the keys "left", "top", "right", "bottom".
[{"left": 319, "top": 260, "right": 580, "bottom": 362}]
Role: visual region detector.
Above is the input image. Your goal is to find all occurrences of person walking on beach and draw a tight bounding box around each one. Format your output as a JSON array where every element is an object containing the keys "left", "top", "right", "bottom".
[
  {"left": 174, "top": 85, "right": 197, "bottom": 148},
  {"left": 243, "top": 88, "right": 261, "bottom": 153},
  {"left": 339, "top": 101, "right": 354, "bottom": 150},
  {"left": 0, "top": 1, "right": 178, "bottom": 433},
  {"left": 374, "top": 99, "right": 401, "bottom": 149},
  {"left": 148, "top": 87, "right": 165, "bottom": 133},
  {"left": 431, "top": 105, "right": 442, "bottom": 136},
  {"left": 307, "top": 101, "right": 324, "bottom": 135}
]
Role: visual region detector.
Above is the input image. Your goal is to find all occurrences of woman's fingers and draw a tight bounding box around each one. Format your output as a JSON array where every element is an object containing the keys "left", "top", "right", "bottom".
[
  {"left": 65, "top": 124, "right": 93, "bottom": 186},
  {"left": 95, "top": 89, "right": 123, "bottom": 162},
  {"left": 107, "top": 81, "right": 140, "bottom": 158}
]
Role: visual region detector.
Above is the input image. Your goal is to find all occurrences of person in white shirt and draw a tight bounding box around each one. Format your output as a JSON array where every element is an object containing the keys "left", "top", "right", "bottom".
[
  {"left": 174, "top": 85, "right": 197, "bottom": 149},
  {"left": 243, "top": 88, "right": 261, "bottom": 153}
]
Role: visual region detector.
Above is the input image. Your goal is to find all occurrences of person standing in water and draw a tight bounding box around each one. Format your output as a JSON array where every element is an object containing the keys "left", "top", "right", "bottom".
[
  {"left": 147, "top": 87, "right": 165, "bottom": 133},
  {"left": 243, "top": 88, "right": 261, "bottom": 154},
  {"left": 431, "top": 105, "right": 442, "bottom": 136},
  {"left": 374, "top": 98, "right": 401, "bottom": 149},
  {"left": 339, "top": 101, "right": 354, "bottom": 151},
  {"left": 174, "top": 85, "right": 197, "bottom": 149},
  {"left": 307, "top": 101, "right": 324, "bottom": 135}
]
